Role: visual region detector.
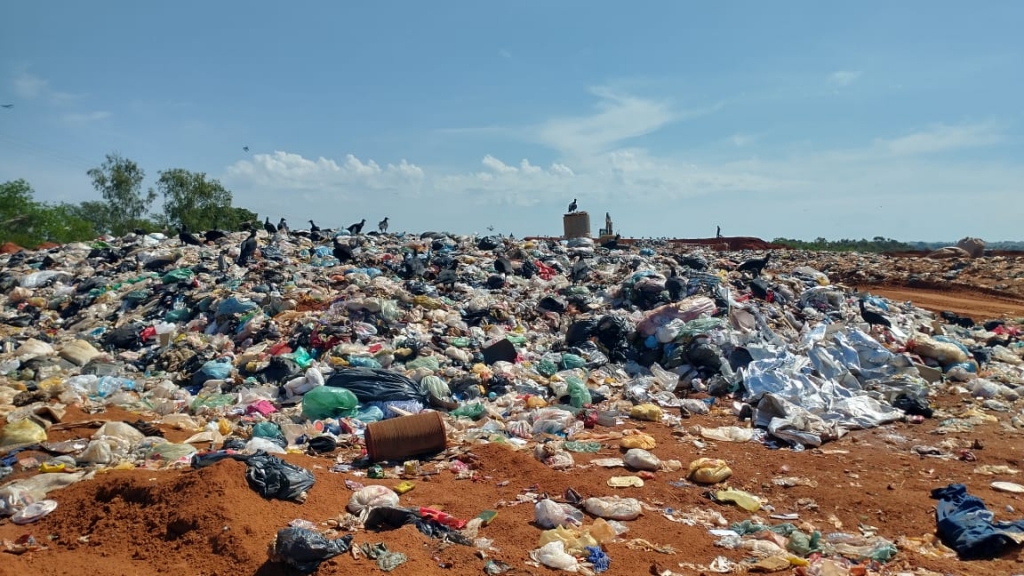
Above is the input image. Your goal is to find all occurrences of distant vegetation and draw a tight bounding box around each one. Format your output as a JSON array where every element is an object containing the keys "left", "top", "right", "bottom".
[
  {"left": 771, "top": 237, "right": 916, "bottom": 252},
  {"left": 1, "top": 152, "right": 258, "bottom": 248},
  {"left": 772, "top": 237, "right": 1024, "bottom": 253}
]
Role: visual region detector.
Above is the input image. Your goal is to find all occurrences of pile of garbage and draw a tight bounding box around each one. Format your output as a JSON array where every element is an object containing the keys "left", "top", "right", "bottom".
[{"left": 1, "top": 228, "right": 1023, "bottom": 572}]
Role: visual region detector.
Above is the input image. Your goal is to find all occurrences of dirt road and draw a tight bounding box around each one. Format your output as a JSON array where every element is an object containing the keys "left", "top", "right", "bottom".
[{"left": 858, "top": 285, "right": 1024, "bottom": 321}]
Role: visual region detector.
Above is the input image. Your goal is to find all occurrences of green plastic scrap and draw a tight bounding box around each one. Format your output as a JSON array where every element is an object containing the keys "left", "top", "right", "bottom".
[
  {"left": 162, "top": 268, "right": 195, "bottom": 284},
  {"left": 536, "top": 359, "right": 558, "bottom": 377},
  {"left": 563, "top": 441, "right": 601, "bottom": 453},
  {"left": 360, "top": 543, "right": 408, "bottom": 572},
  {"left": 674, "top": 317, "right": 726, "bottom": 340},
  {"left": 451, "top": 402, "right": 485, "bottom": 420}
]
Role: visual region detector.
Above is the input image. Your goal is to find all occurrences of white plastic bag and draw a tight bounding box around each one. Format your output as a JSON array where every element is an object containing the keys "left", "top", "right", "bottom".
[
  {"left": 534, "top": 499, "right": 583, "bottom": 529},
  {"left": 623, "top": 448, "right": 660, "bottom": 471},
  {"left": 584, "top": 496, "right": 642, "bottom": 520},
  {"left": 530, "top": 541, "right": 579, "bottom": 572},
  {"left": 347, "top": 485, "right": 399, "bottom": 514}
]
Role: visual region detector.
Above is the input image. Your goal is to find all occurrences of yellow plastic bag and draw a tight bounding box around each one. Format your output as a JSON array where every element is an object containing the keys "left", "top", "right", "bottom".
[
  {"left": 1, "top": 418, "right": 47, "bottom": 447},
  {"left": 620, "top": 433, "right": 656, "bottom": 450},
  {"left": 688, "top": 457, "right": 733, "bottom": 484},
  {"left": 629, "top": 404, "right": 662, "bottom": 422}
]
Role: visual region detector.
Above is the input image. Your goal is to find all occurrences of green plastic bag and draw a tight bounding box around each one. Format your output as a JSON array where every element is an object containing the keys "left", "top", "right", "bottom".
[
  {"left": 566, "top": 376, "right": 592, "bottom": 409},
  {"left": 162, "top": 268, "right": 195, "bottom": 284},
  {"left": 560, "top": 354, "right": 586, "bottom": 370},
  {"left": 537, "top": 359, "right": 558, "bottom": 378},
  {"left": 451, "top": 402, "right": 485, "bottom": 420},
  {"left": 164, "top": 308, "right": 191, "bottom": 323},
  {"left": 406, "top": 356, "right": 440, "bottom": 371},
  {"left": 302, "top": 386, "right": 358, "bottom": 420},
  {"left": 252, "top": 422, "right": 285, "bottom": 441},
  {"left": 289, "top": 347, "right": 314, "bottom": 369}
]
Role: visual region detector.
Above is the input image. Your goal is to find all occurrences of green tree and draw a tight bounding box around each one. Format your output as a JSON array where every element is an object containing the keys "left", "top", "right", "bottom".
[
  {"left": 0, "top": 179, "right": 96, "bottom": 247},
  {"left": 87, "top": 153, "right": 154, "bottom": 235},
  {"left": 65, "top": 200, "right": 112, "bottom": 235},
  {"left": 155, "top": 169, "right": 254, "bottom": 231}
]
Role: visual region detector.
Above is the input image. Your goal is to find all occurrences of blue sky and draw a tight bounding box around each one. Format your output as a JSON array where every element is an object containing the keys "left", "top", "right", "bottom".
[{"left": 2, "top": 2, "right": 1022, "bottom": 240}]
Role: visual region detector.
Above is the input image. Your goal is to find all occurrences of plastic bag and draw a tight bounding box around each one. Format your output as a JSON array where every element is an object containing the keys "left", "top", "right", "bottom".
[
  {"left": 629, "top": 403, "right": 663, "bottom": 422},
  {"left": 326, "top": 368, "right": 428, "bottom": 402},
  {"left": 244, "top": 452, "right": 315, "bottom": 502},
  {"left": 1, "top": 419, "right": 47, "bottom": 447},
  {"left": 584, "top": 497, "right": 642, "bottom": 520},
  {"left": 566, "top": 377, "right": 592, "bottom": 408},
  {"left": 271, "top": 527, "right": 354, "bottom": 573},
  {"left": 301, "top": 386, "right": 358, "bottom": 420},
  {"left": 687, "top": 458, "right": 733, "bottom": 484},
  {"left": 623, "top": 448, "right": 660, "bottom": 471},
  {"left": 534, "top": 498, "right": 584, "bottom": 529},
  {"left": 530, "top": 541, "right": 580, "bottom": 572},
  {"left": 532, "top": 408, "right": 576, "bottom": 434},
  {"left": 348, "top": 485, "right": 400, "bottom": 514}
]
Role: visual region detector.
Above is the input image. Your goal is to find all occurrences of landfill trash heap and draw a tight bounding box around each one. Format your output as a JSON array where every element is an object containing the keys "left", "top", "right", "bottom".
[{"left": 1, "top": 228, "right": 1023, "bottom": 574}]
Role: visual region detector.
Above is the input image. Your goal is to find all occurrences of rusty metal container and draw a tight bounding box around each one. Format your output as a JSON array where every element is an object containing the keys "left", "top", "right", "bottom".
[
  {"left": 563, "top": 211, "right": 591, "bottom": 239},
  {"left": 364, "top": 411, "right": 447, "bottom": 462}
]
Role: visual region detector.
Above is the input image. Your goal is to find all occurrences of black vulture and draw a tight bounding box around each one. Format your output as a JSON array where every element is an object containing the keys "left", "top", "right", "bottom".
[
  {"left": 665, "top": 266, "right": 684, "bottom": 301},
  {"left": 859, "top": 299, "right": 892, "bottom": 329},
  {"left": 237, "top": 229, "right": 258, "bottom": 266},
  {"left": 204, "top": 229, "right": 228, "bottom": 242},
  {"left": 277, "top": 218, "right": 289, "bottom": 235},
  {"left": 494, "top": 256, "right": 513, "bottom": 278},
  {"left": 264, "top": 217, "right": 277, "bottom": 235},
  {"left": 332, "top": 237, "right": 353, "bottom": 263},
  {"left": 567, "top": 198, "right": 578, "bottom": 213},
  {"left": 736, "top": 252, "right": 772, "bottom": 277},
  {"left": 347, "top": 219, "right": 366, "bottom": 235},
  {"left": 178, "top": 227, "right": 202, "bottom": 246},
  {"left": 379, "top": 217, "right": 389, "bottom": 233}
]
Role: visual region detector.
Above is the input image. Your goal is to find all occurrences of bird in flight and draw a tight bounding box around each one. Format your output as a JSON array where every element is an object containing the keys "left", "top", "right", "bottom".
[
  {"left": 242, "top": 146, "right": 249, "bottom": 152},
  {"left": 1, "top": 104, "right": 12, "bottom": 109}
]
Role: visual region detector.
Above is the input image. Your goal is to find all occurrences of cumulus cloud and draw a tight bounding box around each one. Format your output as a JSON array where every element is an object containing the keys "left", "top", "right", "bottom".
[
  {"left": 877, "top": 122, "right": 1004, "bottom": 156},
  {"left": 214, "top": 83, "right": 1021, "bottom": 239},
  {"left": 225, "top": 151, "right": 424, "bottom": 197},
  {"left": 829, "top": 70, "right": 863, "bottom": 86}
]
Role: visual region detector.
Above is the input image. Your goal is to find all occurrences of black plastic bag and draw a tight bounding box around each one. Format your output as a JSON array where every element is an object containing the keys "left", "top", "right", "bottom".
[
  {"left": 594, "top": 315, "right": 629, "bottom": 351},
  {"left": 272, "top": 527, "right": 353, "bottom": 573},
  {"left": 259, "top": 356, "right": 303, "bottom": 385},
  {"left": 364, "top": 506, "right": 422, "bottom": 531},
  {"left": 481, "top": 338, "right": 517, "bottom": 365},
  {"left": 307, "top": 436, "right": 337, "bottom": 453},
  {"left": 894, "top": 394, "right": 934, "bottom": 418},
  {"left": 565, "top": 318, "right": 598, "bottom": 345},
  {"left": 325, "top": 368, "right": 427, "bottom": 403},
  {"left": 476, "top": 236, "right": 501, "bottom": 250},
  {"left": 537, "top": 296, "right": 566, "bottom": 314},
  {"left": 103, "top": 323, "right": 145, "bottom": 351},
  {"left": 245, "top": 452, "right": 316, "bottom": 502}
]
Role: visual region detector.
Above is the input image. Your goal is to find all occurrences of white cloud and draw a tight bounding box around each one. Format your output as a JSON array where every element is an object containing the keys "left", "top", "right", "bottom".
[
  {"left": 829, "top": 70, "right": 863, "bottom": 86},
  {"left": 499, "top": 49, "right": 512, "bottom": 60},
  {"left": 214, "top": 83, "right": 1021, "bottom": 239},
  {"left": 13, "top": 72, "right": 47, "bottom": 99},
  {"left": 225, "top": 151, "right": 424, "bottom": 196},
  {"left": 63, "top": 111, "right": 111, "bottom": 125},
  {"left": 877, "top": 122, "right": 1004, "bottom": 156},
  {"left": 534, "top": 87, "right": 681, "bottom": 158},
  {"left": 12, "top": 71, "right": 78, "bottom": 103}
]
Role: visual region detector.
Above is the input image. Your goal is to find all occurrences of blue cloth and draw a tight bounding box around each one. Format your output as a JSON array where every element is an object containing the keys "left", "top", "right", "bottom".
[
  {"left": 585, "top": 546, "right": 610, "bottom": 573},
  {"left": 932, "top": 483, "right": 1024, "bottom": 559}
]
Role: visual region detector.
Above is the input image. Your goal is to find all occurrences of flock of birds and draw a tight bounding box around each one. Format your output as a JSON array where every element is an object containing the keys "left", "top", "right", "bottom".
[
  {"left": 160, "top": 199, "right": 906, "bottom": 338},
  {"left": 172, "top": 215, "right": 390, "bottom": 268}
]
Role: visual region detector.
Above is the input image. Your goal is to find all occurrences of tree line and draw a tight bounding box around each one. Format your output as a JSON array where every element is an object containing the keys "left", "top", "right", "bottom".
[
  {"left": 771, "top": 236, "right": 916, "bottom": 253},
  {"left": 1, "top": 152, "right": 257, "bottom": 248}
]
